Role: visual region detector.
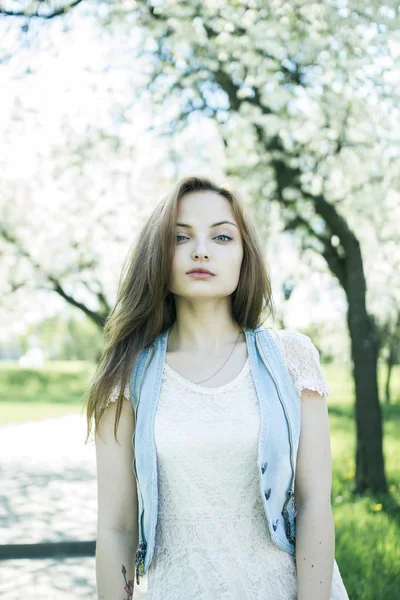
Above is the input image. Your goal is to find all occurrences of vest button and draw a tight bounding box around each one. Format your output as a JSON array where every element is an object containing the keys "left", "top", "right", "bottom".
[
  {"left": 261, "top": 461, "right": 268, "bottom": 474},
  {"left": 265, "top": 488, "right": 271, "bottom": 500}
]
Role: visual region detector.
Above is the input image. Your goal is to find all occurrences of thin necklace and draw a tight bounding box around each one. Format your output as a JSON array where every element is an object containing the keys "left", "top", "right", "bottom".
[{"left": 193, "top": 328, "right": 243, "bottom": 384}]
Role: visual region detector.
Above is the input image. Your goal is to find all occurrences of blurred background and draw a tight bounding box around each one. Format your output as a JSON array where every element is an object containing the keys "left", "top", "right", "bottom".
[{"left": 0, "top": 1, "right": 399, "bottom": 598}]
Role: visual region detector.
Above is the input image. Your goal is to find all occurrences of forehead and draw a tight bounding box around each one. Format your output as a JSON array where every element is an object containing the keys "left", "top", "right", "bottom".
[{"left": 177, "top": 190, "right": 234, "bottom": 218}]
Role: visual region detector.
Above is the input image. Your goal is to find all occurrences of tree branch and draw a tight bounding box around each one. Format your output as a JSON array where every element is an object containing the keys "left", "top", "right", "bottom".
[{"left": 0, "top": 0, "right": 83, "bottom": 19}]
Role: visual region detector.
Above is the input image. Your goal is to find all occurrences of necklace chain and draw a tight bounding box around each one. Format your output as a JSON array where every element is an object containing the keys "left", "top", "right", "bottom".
[{"left": 193, "top": 327, "right": 243, "bottom": 384}]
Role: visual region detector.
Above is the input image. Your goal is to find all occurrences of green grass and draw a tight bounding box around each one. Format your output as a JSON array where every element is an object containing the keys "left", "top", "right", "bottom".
[
  {"left": 0, "top": 360, "right": 95, "bottom": 424},
  {"left": 0, "top": 360, "right": 399, "bottom": 599}
]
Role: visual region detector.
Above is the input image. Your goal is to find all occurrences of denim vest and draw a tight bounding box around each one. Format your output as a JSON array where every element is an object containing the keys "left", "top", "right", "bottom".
[{"left": 130, "top": 325, "right": 301, "bottom": 585}]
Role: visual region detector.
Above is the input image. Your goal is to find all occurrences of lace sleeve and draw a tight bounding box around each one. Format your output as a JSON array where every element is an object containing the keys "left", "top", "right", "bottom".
[
  {"left": 98, "top": 380, "right": 131, "bottom": 411},
  {"left": 269, "top": 328, "right": 331, "bottom": 399}
]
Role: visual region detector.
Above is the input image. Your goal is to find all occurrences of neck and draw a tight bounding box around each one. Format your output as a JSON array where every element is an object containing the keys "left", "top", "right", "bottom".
[{"left": 167, "top": 319, "right": 243, "bottom": 353}]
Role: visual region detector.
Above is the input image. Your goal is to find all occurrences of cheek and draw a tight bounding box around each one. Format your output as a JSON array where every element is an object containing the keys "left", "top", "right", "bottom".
[
  {"left": 232, "top": 246, "right": 244, "bottom": 268},
  {"left": 171, "top": 248, "right": 181, "bottom": 270},
  {"left": 170, "top": 249, "right": 183, "bottom": 282}
]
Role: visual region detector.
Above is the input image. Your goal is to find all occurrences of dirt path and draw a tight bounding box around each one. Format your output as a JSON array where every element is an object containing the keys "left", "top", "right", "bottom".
[{"left": 0, "top": 413, "right": 148, "bottom": 598}]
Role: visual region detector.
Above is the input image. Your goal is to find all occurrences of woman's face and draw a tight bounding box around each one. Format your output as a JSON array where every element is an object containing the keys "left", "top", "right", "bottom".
[{"left": 169, "top": 190, "right": 244, "bottom": 300}]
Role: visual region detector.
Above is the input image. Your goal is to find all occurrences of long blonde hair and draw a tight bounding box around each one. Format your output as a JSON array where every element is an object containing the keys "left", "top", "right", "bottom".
[{"left": 83, "top": 175, "right": 275, "bottom": 444}]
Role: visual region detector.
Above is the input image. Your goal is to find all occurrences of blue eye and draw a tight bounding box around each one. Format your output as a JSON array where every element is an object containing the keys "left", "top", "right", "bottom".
[
  {"left": 216, "top": 233, "right": 233, "bottom": 241},
  {"left": 176, "top": 233, "right": 233, "bottom": 242}
]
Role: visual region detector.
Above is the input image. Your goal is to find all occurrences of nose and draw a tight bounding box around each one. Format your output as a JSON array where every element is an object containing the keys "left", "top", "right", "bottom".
[
  {"left": 192, "top": 240, "right": 210, "bottom": 260},
  {"left": 192, "top": 250, "right": 210, "bottom": 259}
]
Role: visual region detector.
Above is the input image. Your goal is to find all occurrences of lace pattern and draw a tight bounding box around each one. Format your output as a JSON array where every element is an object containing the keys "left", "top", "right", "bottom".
[
  {"left": 268, "top": 328, "right": 331, "bottom": 399},
  {"left": 102, "top": 328, "right": 331, "bottom": 410}
]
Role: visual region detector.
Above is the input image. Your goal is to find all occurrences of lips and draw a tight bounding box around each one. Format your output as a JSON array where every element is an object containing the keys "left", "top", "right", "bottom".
[{"left": 186, "top": 268, "right": 215, "bottom": 275}]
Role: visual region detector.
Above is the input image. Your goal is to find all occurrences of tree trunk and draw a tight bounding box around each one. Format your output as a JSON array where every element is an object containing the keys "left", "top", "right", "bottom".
[
  {"left": 346, "top": 241, "right": 387, "bottom": 493},
  {"left": 385, "top": 346, "right": 395, "bottom": 406},
  {"left": 264, "top": 156, "right": 389, "bottom": 494}
]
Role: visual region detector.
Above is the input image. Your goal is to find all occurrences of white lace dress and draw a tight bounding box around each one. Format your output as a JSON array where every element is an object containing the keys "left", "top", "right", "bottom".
[{"left": 106, "top": 329, "right": 350, "bottom": 599}]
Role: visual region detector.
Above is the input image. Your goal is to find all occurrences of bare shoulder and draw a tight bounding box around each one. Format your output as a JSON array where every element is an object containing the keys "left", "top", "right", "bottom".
[{"left": 96, "top": 395, "right": 134, "bottom": 444}]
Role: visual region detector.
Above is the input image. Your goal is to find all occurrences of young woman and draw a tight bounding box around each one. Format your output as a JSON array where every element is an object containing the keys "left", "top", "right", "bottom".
[{"left": 85, "top": 175, "right": 350, "bottom": 600}]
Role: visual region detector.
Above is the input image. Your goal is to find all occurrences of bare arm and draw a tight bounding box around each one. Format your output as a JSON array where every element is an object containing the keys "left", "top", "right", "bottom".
[
  {"left": 95, "top": 396, "right": 139, "bottom": 599},
  {"left": 295, "top": 389, "right": 335, "bottom": 600}
]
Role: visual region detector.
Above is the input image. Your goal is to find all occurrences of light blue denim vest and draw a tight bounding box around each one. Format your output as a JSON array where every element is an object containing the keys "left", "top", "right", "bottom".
[{"left": 130, "top": 325, "right": 301, "bottom": 585}]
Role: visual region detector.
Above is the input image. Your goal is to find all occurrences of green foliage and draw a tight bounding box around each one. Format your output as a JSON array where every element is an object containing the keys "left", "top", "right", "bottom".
[
  {"left": 19, "top": 316, "right": 104, "bottom": 362},
  {"left": 0, "top": 360, "right": 95, "bottom": 410},
  {"left": 329, "top": 397, "right": 400, "bottom": 600}
]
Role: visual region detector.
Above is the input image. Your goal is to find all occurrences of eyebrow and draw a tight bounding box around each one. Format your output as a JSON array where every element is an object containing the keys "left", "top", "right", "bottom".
[{"left": 176, "top": 220, "right": 238, "bottom": 229}]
